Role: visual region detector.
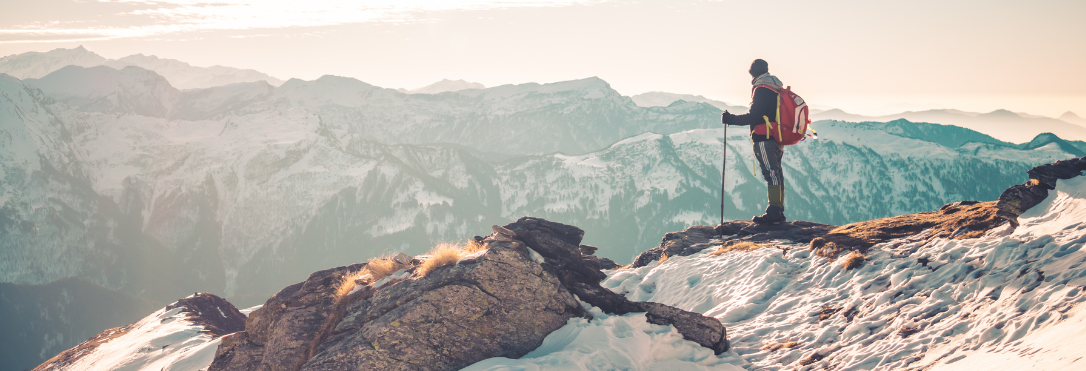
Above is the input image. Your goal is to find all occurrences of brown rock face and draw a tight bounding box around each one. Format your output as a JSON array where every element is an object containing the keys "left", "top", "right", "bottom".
[
  {"left": 210, "top": 225, "right": 585, "bottom": 371},
  {"left": 209, "top": 217, "right": 730, "bottom": 371},
  {"left": 300, "top": 241, "right": 583, "bottom": 371},
  {"left": 165, "top": 293, "right": 247, "bottom": 337},
  {"left": 209, "top": 264, "right": 363, "bottom": 371},
  {"left": 998, "top": 156, "right": 1086, "bottom": 225}
]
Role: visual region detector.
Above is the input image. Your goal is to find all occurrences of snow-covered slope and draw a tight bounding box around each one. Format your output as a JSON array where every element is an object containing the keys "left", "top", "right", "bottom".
[
  {"left": 25, "top": 65, "right": 181, "bottom": 117},
  {"left": 0, "top": 47, "right": 282, "bottom": 89},
  {"left": 33, "top": 294, "right": 246, "bottom": 371},
  {"left": 575, "top": 174, "right": 1086, "bottom": 370}
]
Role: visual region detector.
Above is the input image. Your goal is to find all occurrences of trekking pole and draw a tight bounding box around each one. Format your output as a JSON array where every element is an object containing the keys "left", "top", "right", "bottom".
[{"left": 719, "top": 124, "right": 727, "bottom": 244}]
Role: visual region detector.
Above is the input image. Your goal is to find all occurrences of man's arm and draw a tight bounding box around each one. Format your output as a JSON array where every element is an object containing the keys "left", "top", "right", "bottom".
[{"left": 722, "top": 87, "right": 776, "bottom": 126}]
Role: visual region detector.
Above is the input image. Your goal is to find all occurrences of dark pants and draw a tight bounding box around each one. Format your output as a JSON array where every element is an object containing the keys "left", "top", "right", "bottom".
[
  {"left": 753, "top": 140, "right": 785, "bottom": 208},
  {"left": 753, "top": 140, "right": 784, "bottom": 186}
]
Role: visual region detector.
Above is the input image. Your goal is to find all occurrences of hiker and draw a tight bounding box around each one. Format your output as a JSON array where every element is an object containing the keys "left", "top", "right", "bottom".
[{"left": 720, "top": 59, "right": 787, "bottom": 224}]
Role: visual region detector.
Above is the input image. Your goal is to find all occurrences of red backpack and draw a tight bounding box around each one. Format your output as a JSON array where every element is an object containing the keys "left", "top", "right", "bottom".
[{"left": 752, "top": 85, "right": 812, "bottom": 145}]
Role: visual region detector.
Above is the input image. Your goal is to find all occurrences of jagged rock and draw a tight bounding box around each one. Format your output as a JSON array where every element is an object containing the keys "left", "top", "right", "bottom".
[
  {"left": 301, "top": 242, "right": 583, "bottom": 371},
  {"left": 998, "top": 156, "right": 1086, "bottom": 225},
  {"left": 578, "top": 244, "right": 619, "bottom": 269},
  {"left": 579, "top": 244, "right": 598, "bottom": 255},
  {"left": 211, "top": 264, "right": 363, "bottom": 371},
  {"left": 391, "top": 252, "right": 412, "bottom": 265},
  {"left": 641, "top": 302, "right": 728, "bottom": 354},
  {"left": 632, "top": 221, "right": 836, "bottom": 268},
  {"left": 505, "top": 217, "right": 729, "bottom": 354},
  {"left": 165, "top": 293, "right": 247, "bottom": 337},
  {"left": 209, "top": 331, "right": 265, "bottom": 371}
]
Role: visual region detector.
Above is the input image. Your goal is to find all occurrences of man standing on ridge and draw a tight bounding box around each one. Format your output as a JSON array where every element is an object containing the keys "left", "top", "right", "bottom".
[{"left": 721, "top": 59, "right": 787, "bottom": 224}]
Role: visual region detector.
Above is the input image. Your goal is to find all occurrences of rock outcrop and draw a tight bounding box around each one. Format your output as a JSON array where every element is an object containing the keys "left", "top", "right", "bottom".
[
  {"left": 166, "top": 293, "right": 247, "bottom": 336},
  {"left": 809, "top": 200, "right": 1006, "bottom": 258},
  {"left": 210, "top": 217, "right": 726, "bottom": 371},
  {"left": 632, "top": 221, "right": 836, "bottom": 268},
  {"left": 504, "top": 218, "right": 729, "bottom": 354},
  {"left": 997, "top": 156, "right": 1086, "bottom": 225},
  {"left": 210, "top": 264, "right": 366, "bottom": 371}
]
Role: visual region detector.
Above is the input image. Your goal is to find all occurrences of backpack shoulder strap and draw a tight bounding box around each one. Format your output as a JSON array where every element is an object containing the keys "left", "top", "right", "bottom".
[{"left": 751, "top": 84, "right": 780, "bottom": 96}]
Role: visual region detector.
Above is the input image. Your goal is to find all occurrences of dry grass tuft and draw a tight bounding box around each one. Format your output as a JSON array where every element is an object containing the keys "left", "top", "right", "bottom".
[
  {"left": 364, "top": 256, "right": 408, "bottom": 281},
  {"left": 818, "top": 305, "right": 842, "bottom": 321},
  {"left": 658, "top": 253, "right": 669, "bottom": 263},
  {"left": 416, "top": 242, "right": 487, "bottom": 277},
  {"left": 464, "top": 239, "right": 487, "bottom": 253},
  {"left": 334, "top": 253, "right": 415, "bottom": 298},
  {"left": 798, "top": 353, "right": 824, "bottom": 366},
  {"left": 842, "top": 252, "right": 866, "bottom": 270},
  {"left": 760, "top": 340, "right": 802, "bottom": 352},
  {"left": 709, "top": 241, "right": 770, "bottom": 256},
  {"left": 335, "top": 271, "right": 366, "bottom": 298},
  {"left": 811, "top": 239, "right": 846, "bottom": 259}
]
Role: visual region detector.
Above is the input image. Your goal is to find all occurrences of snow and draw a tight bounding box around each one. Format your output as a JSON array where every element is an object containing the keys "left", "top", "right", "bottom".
[
  {"left": 60, "top": 307, "right": 221, "bottom": 371},
  {"left": 930, "top": 300, "right": 1086, "bottom": 371},
  {"left": 463, "top": 303, "right": 748, "bottom": 371},
  {"left": 467, "top": 174, "right": 1086, "bottom": 370},
  {"left": 372, "top": 269, "right": 411, "bottom": 289}
]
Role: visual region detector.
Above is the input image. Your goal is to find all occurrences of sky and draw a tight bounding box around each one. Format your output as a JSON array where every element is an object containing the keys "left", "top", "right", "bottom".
[{"left": 1, "top": 0, "right": 1084, "bottom": 117}]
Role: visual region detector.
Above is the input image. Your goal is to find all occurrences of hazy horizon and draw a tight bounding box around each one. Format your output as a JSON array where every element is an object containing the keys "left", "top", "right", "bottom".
[{"left": 2, "top": 0, "right": 1084, "bottom": 117}]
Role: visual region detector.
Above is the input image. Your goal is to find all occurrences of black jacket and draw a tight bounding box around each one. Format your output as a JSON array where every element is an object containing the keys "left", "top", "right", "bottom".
[{"left": 722, "top": 79, "right": 779, "bottom": 142}]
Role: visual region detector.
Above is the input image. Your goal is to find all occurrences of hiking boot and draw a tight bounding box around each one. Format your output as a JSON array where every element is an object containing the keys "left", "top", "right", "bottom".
[{"left": 752, "top": 205, "right": 786, "bottom": 224}]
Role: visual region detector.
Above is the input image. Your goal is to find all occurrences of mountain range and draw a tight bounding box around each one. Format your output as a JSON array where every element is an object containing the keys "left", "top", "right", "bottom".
[
  {"left": 0, "top": 46, "right": 283, "bottom": 90},
  {"left": 2, "top": 56, "right": 1085, "bottom": 369}
]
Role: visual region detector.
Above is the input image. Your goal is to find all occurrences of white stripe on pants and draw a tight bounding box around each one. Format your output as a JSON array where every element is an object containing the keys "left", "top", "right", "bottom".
[{"left": 753, "top": 140, "right": 784, "bottom": 186}]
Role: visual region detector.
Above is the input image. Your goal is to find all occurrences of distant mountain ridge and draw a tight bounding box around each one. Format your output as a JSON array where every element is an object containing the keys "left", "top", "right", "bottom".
[
  {"left": 813, "top": 107, "right": 1086, "bottom": 143},
  {"left": 401, "top": 78, "right": 486, "bottom": 94},
  {"left": 1061, "top": 111, "right": 1086, "bottom": 127},
  {"left": 636, "top": 93, "right": 1086, "bottom": 143},
  {"left": 631, "top": 91, "right": 749, "bottom": 113},
  {"left": 0, "top": 46, "right": 283, "bottom": 89}
]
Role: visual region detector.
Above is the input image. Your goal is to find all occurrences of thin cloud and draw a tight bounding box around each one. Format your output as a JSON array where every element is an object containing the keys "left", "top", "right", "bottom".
[{"left": 0, "top": 0, "right": 604, "bottom": 43}]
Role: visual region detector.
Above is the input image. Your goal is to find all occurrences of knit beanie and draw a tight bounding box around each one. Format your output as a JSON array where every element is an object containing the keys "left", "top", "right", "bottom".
[{"left": 749, "top": 59, "right": 768, "bottom": 77}]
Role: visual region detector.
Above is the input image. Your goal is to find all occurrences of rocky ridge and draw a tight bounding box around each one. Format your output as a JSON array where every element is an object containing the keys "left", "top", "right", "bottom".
[
  {"left": 209, "top": 217, "right": 727, "bottom": 371},
  {"left": 997, "top": 156, "right": 1086, "bottom": 225},
  {"left": 632, "top": 156, "right": 1086, "bottom": 265}
]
